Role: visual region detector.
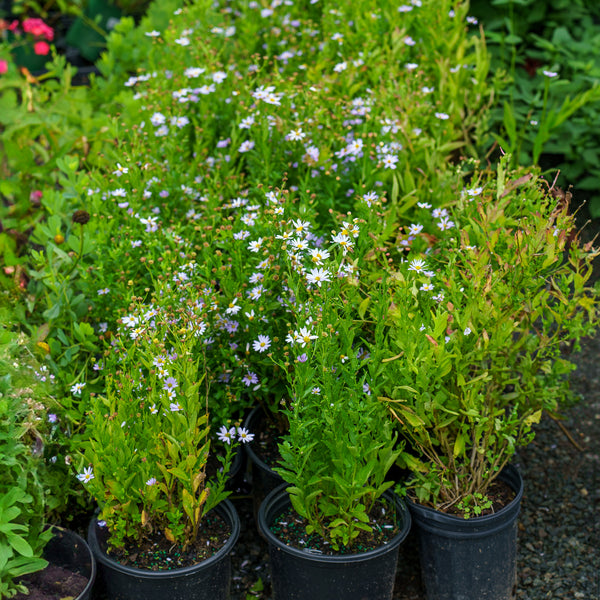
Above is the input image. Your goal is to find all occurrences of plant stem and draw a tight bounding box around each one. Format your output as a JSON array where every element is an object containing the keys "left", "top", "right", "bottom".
[{"left": 64, "top": 223, "right": 85, "bottom": 280}]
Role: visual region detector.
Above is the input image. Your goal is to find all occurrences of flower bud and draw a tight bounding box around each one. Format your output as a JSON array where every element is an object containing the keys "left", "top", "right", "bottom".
[
  {"left": 72, "top": 210, "right": 90, "bottom": 225},
  {"left": 54, "top": 233, "right": 65, "bottom": 244}
]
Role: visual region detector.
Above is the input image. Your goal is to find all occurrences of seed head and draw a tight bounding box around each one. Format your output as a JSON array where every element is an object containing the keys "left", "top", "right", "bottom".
[{"left": 72, "top": 210, "right": 90, "bottom": 225}]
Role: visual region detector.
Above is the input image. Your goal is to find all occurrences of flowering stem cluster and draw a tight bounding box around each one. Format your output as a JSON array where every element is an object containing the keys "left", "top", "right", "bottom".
[
  {"left": 272, "top": 214, "right": 400, "bottom": 550},
  {"left": 78, "top": 280, "right": 252, "bottom": 550}
]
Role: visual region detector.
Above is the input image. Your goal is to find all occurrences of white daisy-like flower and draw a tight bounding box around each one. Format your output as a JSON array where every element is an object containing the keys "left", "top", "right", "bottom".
[
  {"left": 150, "top": 112, "right": 166, "bottom": 126},
  {"left": 408, "top": 258, "right": 427, "bottom": 273},
  {"left": 237, "top": 427, "right": 255, "bottom": 443},
  {"left": 77, "top": 466, "right": 94, "bottom": 484},
  {"left": 291, "top": 238, "right": 310, "bottom": 252},
  {"left": 331, "top": 233, "right": 353, "bottom": 255},
  {"left": 239, "top": 140, "right": 255, "bottom": 153},
  {"left": 286, "top": 128, "right": 306, "bottom": 141},
  {"left": 113, "top": 163, "right": 128, "bottom": 176},
  {"left": 252, "top": 335, "right": 271, "bottom": 353},
  {"left": 340, "top": 221, "right": 360, "bottom": 238},
  {"left": 308, "top": 248, "right": 330, "bottom": 265},
  {"left": 382, "top": 154, "right": 399, "bottom": 169},
  {"left": 226, "top": 298, "right": 241, "bottom": 315},
  {"left": 306, "top": 267, "right": 331, "bottom": 287},
  {"left": 184, "top": 67, "right": 205, "bottom": 78},
  {"left": 70, "top": 382, "right": 86, "bottom": 396},
  {"left": 248, "top": 238, "right": 264, "bottom": 252},
  {"left": 217, "top": 425, "right": 236, "bottom": 445}
]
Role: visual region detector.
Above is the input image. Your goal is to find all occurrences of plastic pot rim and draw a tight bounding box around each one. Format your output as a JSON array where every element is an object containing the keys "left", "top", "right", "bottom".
[
  {"left": 243, "top": 405, "right": 280, "bottom": 477},
  {"left": 406, "top": 464, "right": 524, "bottom": 537},
  {"left": 258, "top": 482, "right": 412, "bottom": 564},
  {"left": 47, "top": 525, "right": 97, "bottom": 599},
  {"left": 87, "top": 498, "right": 240, "bottom": 579}
]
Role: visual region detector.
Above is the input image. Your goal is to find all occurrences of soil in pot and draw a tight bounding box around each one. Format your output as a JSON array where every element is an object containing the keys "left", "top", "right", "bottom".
[
  {"left": 269, "top": 497, "right": 401, "bottom": 555},
  {"left": 13, "top": 564, "right": 89, "bottom": 600},
  {"left": 94, "top": 511, "right": 231, "bottom": 570},
  {"left": 14, "top": 527, "right": 95, "bottom": 600},
  {"left": 443, "top": 477, "right": 516, "bottom": 518}
]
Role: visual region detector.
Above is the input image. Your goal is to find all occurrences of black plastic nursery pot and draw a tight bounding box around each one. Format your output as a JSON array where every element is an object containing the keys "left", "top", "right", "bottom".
[
  {"left": 225, "top": 438, "right": 247, "bottom": 492},
  {"left": 87, "top": 499, "right": 240, "bottom": 600},
  {"left": 244, "top": 406, "right": 284, "bottom": 505},
  {"left": 41, "top": 526, "right": 96, "bottom": 600},
  {"left": 408, "top": 464, "right": 524, "bottom": 600},
  {"left": 258, "top": 483, "right": 412, "bottom": 600}
]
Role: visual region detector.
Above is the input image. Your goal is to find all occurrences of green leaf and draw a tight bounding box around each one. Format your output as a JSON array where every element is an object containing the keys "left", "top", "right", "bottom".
[
  {"left": 6, "top": 533, "right": 33, "bottom": 558},
  {"left": 397, "top": 408, "right": 425, "bottom": 429},
  {"left": 503, "top": 34, "right": 522, "bottom": 45},
  {"left": 289, "top": 492, "right": 308, "bottom": 518},
  {"left": 503, "top": 101, "right": 517, "bottom": 151},
  {"left": 391, "top": 173, "right": 400, "bottom": 204},
  {"left": 453, "top": 433, "right": 465, "bottom": 458},
  {"left": 42, "top": 302, "right": 62, "bottom": 321},
  {"left": 6, "top": 556, "right": 48, "bottom": 578},
  {"left": 358, "top": 296, "right": 370, "bottom": 320},
  {"left": 523, "top": 409, "right": 542, "bottom": 427}
]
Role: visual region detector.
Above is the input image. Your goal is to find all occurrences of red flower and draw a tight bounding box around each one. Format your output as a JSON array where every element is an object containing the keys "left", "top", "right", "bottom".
[
  {"left": 22, "top": 18, "right": 54, "bottom": 41},
  {"left": 33, "top": 41, "right": 50, "bottom": 56},
  {"left": 0, "top": 60, "right": 7, "bottom": 75}
]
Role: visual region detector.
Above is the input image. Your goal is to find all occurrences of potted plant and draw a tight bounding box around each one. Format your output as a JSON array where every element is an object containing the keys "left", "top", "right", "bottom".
[
  {"left": 77, "top": 278, "right": 249, "bottom": 600},
  {"left": 0, "top": 323, "right": 95, "bottom": 600},
  {"left": 257, "top": 212, "right": 411, "bottom": 600},
  {"left": 376, "top": 160, "right": 599, "bottom": 599}
]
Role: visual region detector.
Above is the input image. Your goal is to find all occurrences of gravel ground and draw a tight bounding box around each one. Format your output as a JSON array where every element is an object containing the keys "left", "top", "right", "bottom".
[{"left": 229, "top": 331, "right": 600, "bottom": 600}]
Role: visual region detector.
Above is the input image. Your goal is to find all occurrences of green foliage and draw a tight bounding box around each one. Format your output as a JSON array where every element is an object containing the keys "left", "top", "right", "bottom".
[
  {"left": 378, "top": 158, "right": 598, "bottom": 511},
  {"left": 0, "top": 326, "right": 53, "bottom": 598},
  {"left": 274, "top": 216, "right": 400, "bottom": 551},
  {"left": 78, "top": 280, "right": 239, "bottom": 551},
  {"left": 0, "top": 50, "right": 120, "bottom": 293},
  {"left": 0, "top": 0, "right": 597, "bottom": 544},
  {"left": 470, "top": 0, "right": 600, "bottom": 216},
  {"left": 456, "top": 492, "right": 492, "bottom": 519},
  {"left": 7, "top": 0, "right": 85, "bottom": 19}
]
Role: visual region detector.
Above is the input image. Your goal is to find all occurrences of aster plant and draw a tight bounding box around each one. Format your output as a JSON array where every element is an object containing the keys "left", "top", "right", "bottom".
[
  {"left": 77, "top": 276, "right": 251, "bottom": 552},
  {"left": 270, "top": 201, "right": 401, "bottom": 551}
]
